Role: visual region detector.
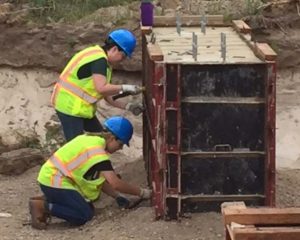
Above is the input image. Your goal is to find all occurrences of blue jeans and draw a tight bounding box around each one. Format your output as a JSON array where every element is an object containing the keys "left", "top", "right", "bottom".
[
  {"left": 56, "top": 110, "right": 103, "bottom": 141},
  {"left": 40, "top": 184, "right": 94, "bottom": 226}
]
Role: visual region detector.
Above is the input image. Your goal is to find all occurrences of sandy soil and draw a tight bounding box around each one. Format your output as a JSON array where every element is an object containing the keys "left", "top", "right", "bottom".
[
  {"left": 0, "top": 152, "right": 300, "bottom": 240},
  {"left": 0, "top": 66, "right": 299, "bottom": 239},
  {"left": 0, "top": 1, "right": 300, "bottom": 239}
]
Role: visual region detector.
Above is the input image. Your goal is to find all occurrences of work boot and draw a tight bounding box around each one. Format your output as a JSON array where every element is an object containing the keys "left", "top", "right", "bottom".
[
  {"left": 30, "top": 195, "right": 45, "bottom": 201},
  {"left": 28, "top": 198, "right": 50, "bottom": 230}
]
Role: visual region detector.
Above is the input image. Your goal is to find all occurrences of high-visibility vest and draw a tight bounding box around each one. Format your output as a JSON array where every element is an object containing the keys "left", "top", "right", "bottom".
[
  {"left": 51, "top": 45, "right": 112, "bottom": 119},
  {"left": 38, "top": 135, "right": 110, "bottom": 201}
]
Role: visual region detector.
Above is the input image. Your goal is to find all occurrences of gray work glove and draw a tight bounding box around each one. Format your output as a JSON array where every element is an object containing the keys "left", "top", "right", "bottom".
[
  {"left": 121, "top": 84, "right": 143, "bottom": 95},
  {"left": 139, "top": 188, "right": 152, "bottom": 199},
  {"left": 125, "top": 102, "right": 144, "bottom": 116}
]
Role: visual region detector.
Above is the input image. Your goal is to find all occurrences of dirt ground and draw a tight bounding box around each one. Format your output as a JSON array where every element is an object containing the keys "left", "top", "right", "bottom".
[
  {"left": 0, "top": 66, "right": 300, "bottom": 239},
  {"left": 1, "top": 0, "right": 300, "bottom": 239},
  {"left": 1, "top": 140, "right": 300, "bottom": 240}
]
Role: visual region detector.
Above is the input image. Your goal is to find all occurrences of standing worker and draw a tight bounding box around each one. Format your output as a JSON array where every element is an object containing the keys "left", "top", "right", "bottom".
[
  {"left": 29, "top": 116, "right": 152, "bottom": 229},
  {"left": 51, "top": 28, "right": 144, "bottom": 141}
]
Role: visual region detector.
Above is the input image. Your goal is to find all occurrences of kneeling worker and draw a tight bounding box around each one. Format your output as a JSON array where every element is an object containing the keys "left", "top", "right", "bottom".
[{"left": 29, "top": 116, "right": 152, "bottom": 229}]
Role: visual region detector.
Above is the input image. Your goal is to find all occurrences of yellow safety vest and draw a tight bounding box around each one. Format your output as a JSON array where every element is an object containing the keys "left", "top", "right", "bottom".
[
  {"left": 38, "top": 135, "right": 110, "bottom": 201},
  {"left": 51, "top": 45, "right": 112, "bottom": 119}
]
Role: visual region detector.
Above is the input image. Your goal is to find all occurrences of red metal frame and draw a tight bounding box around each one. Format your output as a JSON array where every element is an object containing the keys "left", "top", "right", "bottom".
[
  {"left": 265, "top": 62, "right": 277, "bottom": 206},
  {"left": 142, "top": 32, "right": 276, "bottom": 219}
]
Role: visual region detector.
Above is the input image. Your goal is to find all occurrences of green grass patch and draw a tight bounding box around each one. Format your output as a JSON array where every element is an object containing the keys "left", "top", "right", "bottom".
[{"left": 25, "top": 0, "right": 138, "bottom": 23}]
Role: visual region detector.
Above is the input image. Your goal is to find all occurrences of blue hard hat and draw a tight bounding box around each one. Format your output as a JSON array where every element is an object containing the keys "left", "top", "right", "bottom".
[
  {"left": 108, "top": 29, "right": 136, "bottom": 57},
  {"left": 104, "top": 116, "right": 133, "bottom": 146}
]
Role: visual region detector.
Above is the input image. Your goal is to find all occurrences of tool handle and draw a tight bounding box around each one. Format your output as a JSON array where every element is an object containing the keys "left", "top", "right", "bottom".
[
  {"left": 128, "top": 198, "right": 145, "bottom": 209},
  {"left": 112, "top": 92, "right": 133, "bottom": 101}
]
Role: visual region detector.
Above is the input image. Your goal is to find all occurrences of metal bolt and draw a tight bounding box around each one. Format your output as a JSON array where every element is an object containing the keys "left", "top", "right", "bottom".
[
  {"left": 192, "top": 32, "right": 198, "bottom": 61},
  {"left": 176, "top": 13, "right": 181, "bottom": 36},
  {"left": 221, "top": 32, "right": 226, "bottom": 62},
  {"left": 201, "top": 15, "right": 207, "bottom": 35}
]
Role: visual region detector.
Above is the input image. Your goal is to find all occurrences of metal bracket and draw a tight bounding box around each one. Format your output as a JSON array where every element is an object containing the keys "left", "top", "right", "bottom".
[
  {"left": 150, "top": 32, "right": 156, "bottom": 44},
  {"left": 221, "top": 32, "right": 226, "bottom": 62}
]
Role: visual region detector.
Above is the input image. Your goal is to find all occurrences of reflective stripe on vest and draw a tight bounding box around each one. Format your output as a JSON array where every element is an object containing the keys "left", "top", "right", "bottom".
[
  {"left": 56, "top": 79, "right": 98, "bottom": 104},
  {"left": 48, "top": 146, "right": 106, "bottom": 187},
  {"left": 52, "top": 48, "right": 104, "bottom": 105},
  {"left": 51, "top": 170, "right": 63, "bottom": 188}
]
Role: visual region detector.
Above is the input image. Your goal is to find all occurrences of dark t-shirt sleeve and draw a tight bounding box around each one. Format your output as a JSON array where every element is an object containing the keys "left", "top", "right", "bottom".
[
  {"left": 91, "top": 58, "right": 107, "bottom": 76},
  {"left": 77, "top": 58, "right": 108, "bottom": 79},
  {"left": 83, "top": 160, "right": 114, "bottom": 180}
]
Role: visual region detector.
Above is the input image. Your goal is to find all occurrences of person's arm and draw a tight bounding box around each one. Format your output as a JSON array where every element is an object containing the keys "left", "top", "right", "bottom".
[
  {"left": 101, "top": 170, "right": 141, "bottom": 197},
  {"left": 101, "top": 181, "right": 118, "bottom": 198},
  {"left": 92, "top": 74, "right": 142, "bottom": 98},
  {"left": 92, "top": 74, "right": 123, "bottom": 97},
  {"left": 102, "top": 181, "right": 131, "bottom": 208},
  {"left": 91, "top": 60, "right": 141, "bottom": 97}
]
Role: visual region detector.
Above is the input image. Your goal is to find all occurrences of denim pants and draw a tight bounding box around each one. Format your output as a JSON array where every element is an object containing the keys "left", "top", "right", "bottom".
[
  {"left": 56, "top": 110, "right": 103, "bottom": 141},
  {"left": 40, "top": 184, "right": 94, "bottom": 226}
]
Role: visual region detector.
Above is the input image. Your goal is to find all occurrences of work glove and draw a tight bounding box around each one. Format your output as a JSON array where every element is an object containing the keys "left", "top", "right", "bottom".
[
  {"left": 121, "top": 84, "right": 143, "bottom": 95},
  {"left": 139, "top": 188, "right": 152, "bottom": 199},
  {"left": 125, "top": 102, "right": 144, "bottom": 116},
  {"left": 115, "top": 195, "right": 130, "bottom": 209}
]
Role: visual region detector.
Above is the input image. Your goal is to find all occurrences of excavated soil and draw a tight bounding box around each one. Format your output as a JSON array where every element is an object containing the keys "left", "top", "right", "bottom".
[
  {"left": 0, "top": 66, "right": 300, "bottom": 239},
  {"left": 0, "top": 0, "right": 300, "bottom": 239}
]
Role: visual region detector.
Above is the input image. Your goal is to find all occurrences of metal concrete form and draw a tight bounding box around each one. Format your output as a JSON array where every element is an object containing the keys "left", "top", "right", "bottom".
[{"left": 142, "top": 15, "right": 277, "bottom": 220}]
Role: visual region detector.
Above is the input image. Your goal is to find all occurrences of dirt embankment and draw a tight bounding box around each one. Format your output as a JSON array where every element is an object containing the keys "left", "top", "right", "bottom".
[{"left": 0, "top": 1, "right": 300, "bottom": 240}]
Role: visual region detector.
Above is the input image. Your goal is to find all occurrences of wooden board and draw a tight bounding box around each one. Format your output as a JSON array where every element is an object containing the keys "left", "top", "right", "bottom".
[
  {"left": 233, "top": 227, "right": 300, "bottom": 240},
  {"left": 223, "top": 202, "right": 300, "bottom": 240},
  {"left": 153, "top": 15, "right": 225, "bottom": 27},
  {"left": 141, "top": 25, "right": 152, "bottom": 35},
  {"left": 223, "top": 207, "right": 300, "bottom": 225},
  {"left": 255, "top": 43, "right": 277, "bottom": 61},
  {"left": 147, "top": 43, "right": 164, "bottom": 61},
  {"left": 232, "top": 20, "right": 251, "bottom": 34},
  {"left": 149, "top": 26, "right": 262, "bottom": 63}
]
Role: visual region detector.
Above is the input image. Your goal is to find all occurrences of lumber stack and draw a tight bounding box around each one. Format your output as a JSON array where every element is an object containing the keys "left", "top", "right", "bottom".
[{"left": 222, "top": 202, "right": 300, "bottom": 240}]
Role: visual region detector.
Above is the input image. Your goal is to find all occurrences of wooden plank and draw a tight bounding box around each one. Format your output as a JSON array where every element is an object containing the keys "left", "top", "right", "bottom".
[
  {"left": 223, "top": 202, "right": 247, "bottom": 240},
  {"left": 166, "top": 194, "right": 265, "bottom": 201},
  {"left": 181, "top": 96, "right": 265, "bottom": 104},
  {"left": 224, "top": 202, "right": 247, "bottom": 238},
  {"left": 222, "top": 202, "right": 247, "bottom": 212},
  {"left": 153, "top": 15, "right": 224, "bottom": 27},
  {"left": 141, "top": 25, "right": 152, "bottom": 35},
  {"left": 147, "top": 43, "right": 164, "bottom": 61},
  {"left": 255, "top": 43, "right": 277, "bottom": 61},
  {"left": 181, "top": 151, "right": 265, "bottom": 158},
  {"left": 157, "top": 42, "right": 248, "bottom": 46},
  {"left": 233, "top": 227, "right": 300, "bottom": 240},
  {"left": 232, "top": 20, "right": 251, "bottom": 34},
  {"left": 231, "top": 28, "right": 270, "bottom": 63},
  {"left": 223, "top": 207, "right": 300, "bottom": 225},
  {"left": 227, "top": 224, "right": 236, "bottom": 240}
]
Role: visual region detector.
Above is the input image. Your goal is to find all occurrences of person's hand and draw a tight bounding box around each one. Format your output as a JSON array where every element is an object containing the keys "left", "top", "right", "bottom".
[
  {"left": 125, "top": 102, "right": 144, "bottom": 116},
  {"left": 139, "top": 188, "right": 152, "bottom": 199},
  {"left": 116, "top": 195, "right": 130, "bottom": 209},
  {"left": 121, "top": 85, "right": 143, "bottom": 95}
]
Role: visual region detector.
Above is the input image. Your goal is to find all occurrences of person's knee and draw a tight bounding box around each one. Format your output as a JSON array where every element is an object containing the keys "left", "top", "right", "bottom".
[
  {"left": 71, "top": 209, "right": 94, "bottom": 226},
  {"left": 84, "top": 208, "right": 94, "bottom": 221},
  {"left": 79, "top": 206, "right": 94, "bottom": 224}
]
